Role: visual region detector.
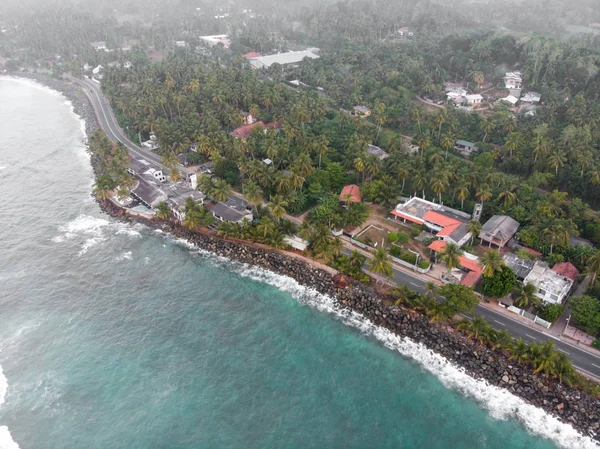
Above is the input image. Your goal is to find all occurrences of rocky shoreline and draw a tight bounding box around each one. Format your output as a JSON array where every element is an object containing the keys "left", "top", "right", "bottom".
[
  {"left": 97, "top": 198, "right": 600, "bottom": 443},
  {"left": 5, "top": 71, "right": 99, "bottom": 136}
]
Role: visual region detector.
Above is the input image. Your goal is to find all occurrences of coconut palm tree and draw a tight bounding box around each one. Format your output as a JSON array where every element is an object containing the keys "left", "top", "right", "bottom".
[
  {"left": 481, "top": 249, "right": 504, "bottom": 277},
  {"left": 553, "top": 353, "right": 576, "bottom": 386},
  {"left": 439, "top": 242, "right": 463, "bottom": 270},
  {"left": 183, "top": 209, "right": 201, "bottom": 231},
  {"left": 585, "top": 248, "right": 600, "bottom": 285},
  {"left": 457, "top": 317, "right": 492, "bottom": 344},
  {"left": 369, "top": 248, "right": 393, "bottom": 283},
  {"left": 548, "top": 149, "right": 567, "bottom": 175},
  {"left": 155, "top": 201, "right": 171, "bottom": 220},
  {"left": 476, "top": 185, "right": 492, "bottom": 207},
  {"left": 257, "top": 216, "right": 277, "bottom": 239},
  {"left": 211, "top": 179, "right": 232, "bottom": 203},
  {"left": 268, "top": 195, "right": 288, "bottom": 220},
  {"left": 514, "top": 282, "right": 540, "bottom": 309},
  {"left": 490, "top": 329, "right": 513, "bottom": 351},
  {"left": 509, "top": 338, "right": 530, "bottom": 364},
  {"left": 533, "top": 341, "right": 558, "bottom": 377},
  {"left": 467, "top": 220, "right": 482, "bottom": 245},
  {"left": 392, "top": 284, "right": 414, "bottom": 306},
  {"left": 424, "top": 281, "right": 437, "bottom": 297},
  {"left": 244, "top": 181, "right": 263, "bottom": 207},
  {"left": 455, "top": 184, "right": 470, "bottom": 210}
]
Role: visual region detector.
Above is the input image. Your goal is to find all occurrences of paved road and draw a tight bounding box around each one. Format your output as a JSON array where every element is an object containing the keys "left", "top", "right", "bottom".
[
  {"left": 342, "top": 248, "right": 600, "bottom": 379},
  {"left": 66, "top": 75, "right": 191, "bottom": 176}
]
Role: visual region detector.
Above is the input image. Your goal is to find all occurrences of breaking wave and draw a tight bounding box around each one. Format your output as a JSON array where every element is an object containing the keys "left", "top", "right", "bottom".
[
  {"left": 194, "top": 253, "right": 598, "bottom": 449},
  {"left": 0, "top": 427, "right": 19, "bottom": 449}
]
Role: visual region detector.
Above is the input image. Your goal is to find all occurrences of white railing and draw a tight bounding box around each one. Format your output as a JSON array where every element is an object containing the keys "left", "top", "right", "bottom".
[{"left": 507, "top": 305, "right": 552, "bottom": 329}]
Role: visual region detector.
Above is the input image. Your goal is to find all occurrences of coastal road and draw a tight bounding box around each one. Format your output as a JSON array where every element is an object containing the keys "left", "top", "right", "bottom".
[
  {"left": 66, "top": 75, "right": 191, "bottom": 176},
  {"left": 342, "top": 248, "right": 600, "bottom": 380}
]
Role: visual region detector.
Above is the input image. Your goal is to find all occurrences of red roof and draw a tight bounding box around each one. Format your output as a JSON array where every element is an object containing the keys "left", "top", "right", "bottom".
[
  {"left": 266, "top": 121, "right": 282, "bottom": 130},
  {"left": 423, "top": 211, "right": 461, "bottom": 228},
  {"left": 461, "top": 271, "right": 481, "bottom": 287},
  {"left": 243, "top": 52, "right": 261, "bottom": 59},
  {"left": 230, "top": 122, "right": 266, "bottom": 139},
  {"left": 552, "top": 262, "right": 579, "bottom": 281},
  {"left": 459, "top": 256, "right": 483, "bottom": 274},
  {"left": 391, "top": 210, "right": 424, "bottom": 225},
  {"left": 436, "top": 223, "right": 461, "bottom": 237},
  {"left": 428, "top": 240, "right": 447, "bottom": 252},
  {"left": 339, "top": 185, "right": 361, "bottom": 203}
]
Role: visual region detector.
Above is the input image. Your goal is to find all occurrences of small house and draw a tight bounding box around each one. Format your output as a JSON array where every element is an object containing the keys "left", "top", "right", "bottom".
[
  {"left": 91, "top": 41, "right": 107, "bottom": 51},
  {"left": 520, "top": 92, "right": 541, "bottom": 103},
  {"left": 524, "top": 262, "right": 574, "bottom": 304},
  {"left": 353, "top": 106, "right": 371, "bottom": 116},
  {"left": 504, "top": 71, "right": 523, "bottom": 89},
  {"left": 479, "top": 215, "right": 519, "bottom": 248},
  {"left": 366, "top": 144, "right": 389, "bottom": 160},
  {"left": 464, "top": 94, "right": 483, "bottom": 105},
  {"left": 339, "top": 184, "right": 361, "bottom": 205},
  {"left": 497, "top": 95, "right": 519, "bottom": 106},
  {"left": 397, "top": 27, "right": 414, "bottom": 37},
  {"left": 454, "top": 140, "right": 478, "bottom": 157},
  {"left": 206, "top": 196, "right": 253, "bottom": 223}
]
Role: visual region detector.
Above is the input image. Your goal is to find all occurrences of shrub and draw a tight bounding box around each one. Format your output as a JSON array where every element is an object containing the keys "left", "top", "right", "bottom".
[
  {"left": 482, "top": 266, "right": 517, "bottom": 298},
  {"left": 515, "top": 249, "right": 536, "bottom": 260},
  {"left": 592, "top": 339, "right": 600, "bottom": 349},
  {"left": 421, "top": 236, "right": 435, "bottom": 247},
  {"left": 538, "top": 303, "right": 564, "bottom": 323},
  {"left": 398, "top": 232, "right": 410, "bottom": 244},
  {"left": 389, "top": 245, "right": 402, "bottom": 257},
  {"left": 387, "top": 232, "right": 399, "bottom": 243},
  {"left": 419, "top": 260, "right": 430, "bottom": 269},
  {"left": 411, "top": 225, "right": 421, "bottom": 238},
  {"left": 363, "top": 236, "right": 373, "bottom": 247},
  {"left": 400, "top": 252, "right": 418, "bottom": 264}
]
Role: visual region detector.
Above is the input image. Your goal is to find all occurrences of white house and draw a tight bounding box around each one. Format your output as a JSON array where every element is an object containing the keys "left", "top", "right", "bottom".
[
  {"left": 521, "top": 92, "right": 541, "bottom": 103},
  {"left": 175, "top": 41, "right": 187, "bottom": 48},
  {"left": 496, "top": 95, "right": 519, "bottom": 106},
  {"left": 397, "top": 27, "right": 414, "bottom": 37},
  {"left": 524, "top": 262, "right": 574, "bottom": 304},
  {"left": 504, "top": 71, "right": 523, "bottom": 89},
  {"left": 199, "top": 35, "right": 231, "bottom": 49},
  {"left": 464, "top": 94, "right": 483, "bottom": 105},
  {"left": 92, "top": 64, "right": 103, "bottom": 75},
  {"left": 91, "top": 41, "right": 107, "bottom": 51},
  {"left": 284, "top": 235, "right": 309, "bottom": 251}
]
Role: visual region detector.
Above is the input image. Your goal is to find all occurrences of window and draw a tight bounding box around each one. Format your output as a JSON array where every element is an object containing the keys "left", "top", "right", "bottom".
[
  {"left": 538, "top": 289, "right": 546, "bottom": 297},
  {"left": 550, "top": 294, "right": 559, "bottom": 301}
]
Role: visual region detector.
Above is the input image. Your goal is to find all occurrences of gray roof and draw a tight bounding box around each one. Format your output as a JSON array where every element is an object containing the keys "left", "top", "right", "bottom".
[
  {"left": 366, "top": 144, "right": 389, "bottom": 159},
  {"left": 479, "top": 215, "right": 519, "bottom": 242},
  {"left": 206, "top": 195, "right": 251, "bottom": 222},
  {"left": 448, "top": 222, "right": 470, "bottom": 243},
  {"left": 354, "top": 106, "right": 370, "bottom": 112},
  {"left": 247, "top": 50, "right": 319, "bottom": 69},
  {"left": 456, "top": 140, "right": 476, "bottom": 148},
  {"left": 131, "top": 176, "right": 168, "bottom": 208},
  {"left": 504, "top": 253, "right": 535, "bottom": 280}
]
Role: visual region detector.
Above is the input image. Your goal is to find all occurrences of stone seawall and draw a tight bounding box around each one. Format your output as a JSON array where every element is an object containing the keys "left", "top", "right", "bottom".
[{"left": 98, "top": 198, "right": 600, "bottom": 442}]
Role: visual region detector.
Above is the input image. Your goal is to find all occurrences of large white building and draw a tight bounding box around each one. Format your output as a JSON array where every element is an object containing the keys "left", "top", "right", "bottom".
[
  {"left": 524, "top": 262, "right": 574, "bottom": 304},
  {"left": 247, "top": 50, "right": 320, "bottom": 70},
  {"left": 199, "top": 35, "right": 231, "bottom": 48}
]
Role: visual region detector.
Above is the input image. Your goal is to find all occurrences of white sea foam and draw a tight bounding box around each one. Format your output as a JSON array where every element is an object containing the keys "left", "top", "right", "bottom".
[
  {"left": 0, "top": 166, "right": 5, "bottom": 171},
  {"left": 0, "top": 427, "right": 20, "bottom": 449},
  {"left": 0, "top": 366, "right": 7, "bottom": 406},
  {"left": 224, "top": 262, "right": 598, "bottom": 449},
  {"left": 116, "top": 251, "right": 133, "bottom": 261},
  {"left": 116, "top": 228, "right": 141, "bottom": 238}
]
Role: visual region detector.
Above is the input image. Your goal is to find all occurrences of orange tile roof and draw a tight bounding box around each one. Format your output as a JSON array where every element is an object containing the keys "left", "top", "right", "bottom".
[
  {"left": 461, "top": 271, "right": 481, "bottom": 287},
  {"left": 458, "top": 256, "right": 483, "bottom": 274},
  {"left": 436, "top": 223, "right": 461, "bottom": 237},
  {"left": 423, "top": 210, "right": 461, "bottom": 227},
  {"left": 339, "top": 184, "right": 361, "bottom": 203},
  {"left": 230, "top": 122, "right": 266, "bottom": 139},
  {"left": 428, "top": 240, "right": 447, "bottom": 252},
  {"left": 391, "top": 210, "right": 424, "bottom": 224}
]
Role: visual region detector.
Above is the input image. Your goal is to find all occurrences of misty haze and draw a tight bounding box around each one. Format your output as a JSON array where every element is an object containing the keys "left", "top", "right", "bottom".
[{"left": 1, "top": 1, "right": 600, "bottom": 449}]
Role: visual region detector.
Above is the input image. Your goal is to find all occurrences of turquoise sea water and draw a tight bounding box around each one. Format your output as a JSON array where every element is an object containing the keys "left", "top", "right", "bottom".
[{"left": 0, "top": 78, "right": 594, "bottom": 449}]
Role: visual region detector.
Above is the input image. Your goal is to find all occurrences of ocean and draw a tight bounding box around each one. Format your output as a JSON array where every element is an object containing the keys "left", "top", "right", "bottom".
[{"left": 0, "top": 77, "right": 596, "bottom": 449}]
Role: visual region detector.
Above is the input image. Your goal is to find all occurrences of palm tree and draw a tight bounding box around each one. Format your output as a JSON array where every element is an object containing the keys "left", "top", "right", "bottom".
[
  {"left": 155, "top": 201, "right": 171, "bottom": 220},
  {"left": 183, "top": 209, "right": 201, "bottom": 231},
  {"left": 455, "top": 184, "right": 470, "bottom": 210},
  {"left": 498, "top": 187, "right": 517, "bottom": 207},
  {"left": 354, "top": 154, "right": 366, "bottom": 183},
  {"left": 244, "top": 181, "right": 263, "bottom": 207},
  {"left": 467, "top": 220, "right": 482, "bottom": 245},
  {"left": 533, "top": 341, "right": 557, "bottom": 377},
  {"left": 548, "top": 149, "right": 567, "bottom": 175},
  {"left": 349, "top": 250, "right": 366, "bottom": 272},
  {"left": 476, "top": 185, "right": 492, "bottom": 207},
  {"left": 424, "top": 281, "right": 437, "bottom": 297},
  {"left": 481, "top": 249, "right": 504, "bottom": 277},
  {"left": 211, "top": 179, "right": 232, "bottom": 203},
  {"left": 514, "top": 283, "right": 540, "bottom": 309},
  {"left": 392, "top": 284, "right": 414, "bottom": 306},
  {"left": 440, "top": 133, "right": 455, "bottom": 159},
  {"left": 92, "top": 181, "right": 111, "bottom": 200},
  {"left": 431, "top": 178, "right": 447, "bottom": 203},
  {"left": 457, "top": 317, "right": 491, "bottom": 344},
  {"left": 257, "top": 217, "right": 277, "bottom": 239},
  {"left": 553, "top": 353, "right": 576, "bottom": 386},
  {"left": 268, "top": 195, "right": 288, "bottom": 220},
  {"left": 369, "top": 248, "right": 393, "bottom": 283},
  {"left": 585, "top": 248, "right": 600, "bottom": 285},
  {"left": 490, "top": 329, "right": 513, "bottom": 351},
  {"left": 439, "top": 242, "right": 463, "bottom": 270},
  {"left": 509, "top": 338, "right": 530, "bottom": 364}
]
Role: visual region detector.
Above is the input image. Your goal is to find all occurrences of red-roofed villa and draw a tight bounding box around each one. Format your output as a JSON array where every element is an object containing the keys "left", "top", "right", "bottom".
[
  {"left": 551, "top": 262, "right": 579, "bottom": 281},
  {"left": 339, "top": 185, "right": 361, "bottom": 205}
]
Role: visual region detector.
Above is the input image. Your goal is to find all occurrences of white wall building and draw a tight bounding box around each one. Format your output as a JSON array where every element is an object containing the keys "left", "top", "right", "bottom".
[{"left": 524, "top": 262, "right": 574, "bottom": 304}]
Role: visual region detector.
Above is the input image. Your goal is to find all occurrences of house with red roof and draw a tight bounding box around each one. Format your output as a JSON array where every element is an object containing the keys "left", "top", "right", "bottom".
[
  {"left": 391, "top": 197, "right": 472, "bottom": 247},
  {"left": 339, "top": 185, "right": 361, "bottom": 205},
  {"left": 428, "top": 240, "right": 482, "bottom": 287},
  {"left": 230, "top": 122, "right": 266, "bottom": 139},
  {"left": 552, "top": 262, "right": 579, "bottom": 281},
  {"left": 243, "top": 52, "right": 262, "bottom": 59}
]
